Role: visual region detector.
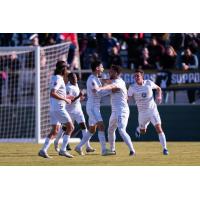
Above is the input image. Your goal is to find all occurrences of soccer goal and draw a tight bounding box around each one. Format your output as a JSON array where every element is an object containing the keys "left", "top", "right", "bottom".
[{"left": 0, "top": 42, "right": 80, "bottom": 143}]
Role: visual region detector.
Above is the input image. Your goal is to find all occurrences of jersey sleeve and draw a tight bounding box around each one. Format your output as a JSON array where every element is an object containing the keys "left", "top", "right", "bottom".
[
  {"left": 89, "top": 79, "right": 99, "bottom": 89},
  {"left": 51, "top": 77, "right": 62, "bottom": 91},
  {"left": 128, "top": 85, "right": 134, "bottom": 97},
  {"left": 149, "top": 80, "right": 158, "bottom": 89}
]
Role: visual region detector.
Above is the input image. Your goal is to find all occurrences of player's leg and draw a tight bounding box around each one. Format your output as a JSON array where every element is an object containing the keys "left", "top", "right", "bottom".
[
  {"left": 108, "top": 112, "right": 117, "bottom": 153},
  {"left": 38, "top": 111, "right": 60, "bottom": 158},
  {"left": 53, "top": 123, "right": 64, "bottom": 152},
  {"left": 58, "top": 109, "right": 74, "bottom": 158},
  {"left": 135, "top": 113, "right": 150, "bottom": 138},
  {"left": 74, "top": 111, "right": 95, "bottom": 153},
  {"left": 151, "top": 110, "right": 168, "bottom": 155},
  {"left": 117, "top": 111, "right": 136, "bottom": 156}
]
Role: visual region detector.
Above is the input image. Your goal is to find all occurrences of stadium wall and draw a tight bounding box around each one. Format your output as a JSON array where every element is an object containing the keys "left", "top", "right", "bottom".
[
  {"left": 1, "top": 105, "right": 199, "bottom": 141},
  {"left": 82, "top": 105, "right": 200, "bottom": 141}
]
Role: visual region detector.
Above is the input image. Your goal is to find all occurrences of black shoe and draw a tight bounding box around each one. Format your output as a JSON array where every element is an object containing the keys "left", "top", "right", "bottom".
[
  {"left": 66, "top": 144, "right": 72, "bottom": 151},
  {"left": 129, "top": 151, "right": 135, "bottom": 156},
  {"left": 163, "top": 148, "right": 169, "bottom": 155}
]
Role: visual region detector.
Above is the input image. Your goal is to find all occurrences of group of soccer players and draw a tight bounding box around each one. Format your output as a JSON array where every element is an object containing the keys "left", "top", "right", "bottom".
[{"left": 38, "top": 60, "right": 169, "bottom": 159}]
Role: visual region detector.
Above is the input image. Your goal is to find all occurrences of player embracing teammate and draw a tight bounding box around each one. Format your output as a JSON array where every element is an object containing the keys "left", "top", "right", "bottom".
[{"left": 39, "top": 60, "right": 168, "bottom": 159}]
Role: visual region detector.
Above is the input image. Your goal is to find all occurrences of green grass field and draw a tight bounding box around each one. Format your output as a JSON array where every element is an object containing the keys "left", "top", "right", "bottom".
[{"left": 0, "top": 142, "right": 199, "bottom": 166}]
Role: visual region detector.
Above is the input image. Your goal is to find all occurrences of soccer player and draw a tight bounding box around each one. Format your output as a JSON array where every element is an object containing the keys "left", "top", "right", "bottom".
[
  {"left": 54, "top": 72, "right": 95, "bottom": 155},
  {"left": 78, "top": 60, "right": 115, "bottom": 156},
  {"left": 97, "top": 65, "right": 136, "bottom": 156},
  {"left": 38, "top": 61, "right": 74, "bottom": 159},
  {"left": 128, "top": 69, "right": 169, "bottom": 155}
]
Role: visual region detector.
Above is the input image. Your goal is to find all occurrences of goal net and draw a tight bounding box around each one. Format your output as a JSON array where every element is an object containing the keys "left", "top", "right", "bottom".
[{"left": 0, "top": 42, "right": 80, "bottom": 143}]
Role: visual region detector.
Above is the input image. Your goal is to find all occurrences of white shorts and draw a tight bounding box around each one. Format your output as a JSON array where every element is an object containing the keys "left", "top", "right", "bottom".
[
  {"left": 86, "top": 105, "right": 103, "bottom": 126},
  {"left": 138, "top": 108, "right": 161, "bottom": 129},
  {"left": 108, "top": 110, "right": 130, "bottom": 131},
  {"left": 68, "top": 110, "right": 86, "bottom": 124},
  {"left": 50, "top": 108, "right": 72, "bottom": 125}
]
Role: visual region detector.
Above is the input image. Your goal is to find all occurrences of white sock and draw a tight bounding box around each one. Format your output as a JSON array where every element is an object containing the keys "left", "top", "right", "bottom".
[
  {"left": 158, "top": 132, "right": 167, "bottom": 149},
  {"left": 98, "top": 131, "right": 107, "bottom": 152},
  {"left": 108, "top": 132, "right": 116, "bottom": 152},
  {"left": 137, "top": 127, "right": 140, "bottom": 133},
  {"left": 76, "top": 130, "right": 93, "bottom": 149},
  {"left": 42, "top": 137, "right": 51, "bottom": 152},
  {"left": 119, "top": 129, "right": 135, "bottom": 152},
  {"left": 82, "top": 129, "right": 92, "bottom": 149},
  {"left": 54, "top": 129, "right": 64, "bottom": 145},
  {"left": 61, "top": 134, "right": 70, "bottom": 151}
]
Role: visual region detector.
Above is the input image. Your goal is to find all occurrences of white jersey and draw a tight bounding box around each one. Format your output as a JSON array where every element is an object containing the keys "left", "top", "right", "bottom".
[
  {"left": 110, "top": 78, "right": 129, "bottom": 113},
  {"left": 128, "top": 80, "right": 157, "bottom": 113},
  {"left": 86, "top": 74, "right": 102, "bottom": 108},
  {"left": 65, "top": 82, "right": 82, "bottom": 113},
  {"left": 50, "top": 75, "right": 66, "bottom": 111}
]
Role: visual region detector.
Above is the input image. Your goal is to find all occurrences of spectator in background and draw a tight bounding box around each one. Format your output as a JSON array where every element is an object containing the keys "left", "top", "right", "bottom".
[
  {"left": 99, "top": 33, "right": 120, "bottom": 68},
  {"left": 7, "top": 52, "right": 21, "bottom": 104},
  {"left": 79, "top": 34, "right": 98, "bottom": 69},
  {"left": 148, "top": 37, "right": 165, "bottom": 68},
  {"left": 160, "top": 45, "right": 177, "bottom": 70},
  {"left": 180, "top": 47, "right": 199, "bottom": 104},
  {"left": 156, "top": 46, "right": 177, "bottom": 103},
  {"left": 29, "top": 34, "right": 40, "bottom": 46},
  {"left": 136, "top": 47, "right": 154, "bottom": 70},
  {"left": 60, "top": 33, "right": 79, "bottom": 70},
  {"left": 124, "top": 33, "right": 144, "bottom": 69},
  {"left": 108, "top": 46, "right": 122, "bottom": 67}
]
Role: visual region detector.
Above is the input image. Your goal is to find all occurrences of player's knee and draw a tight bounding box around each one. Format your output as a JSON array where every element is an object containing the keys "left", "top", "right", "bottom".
[
  {"left": 155, "top": 124, "right": 163, "bottom": 134},
  {"left": 65, "top": 122, "right": 74, "bottom": 134},
  {"left": 97, "top": 122, "right": 105, "bottom": 131},
  {"left": 118, "top": 127, "right": 126, "bottom": 135},
  {"left": 49, "top": 125, "right": 59, "bottom": 138},
  {"left": 89, "top": 126, "right": 96, "bottom": 134}
]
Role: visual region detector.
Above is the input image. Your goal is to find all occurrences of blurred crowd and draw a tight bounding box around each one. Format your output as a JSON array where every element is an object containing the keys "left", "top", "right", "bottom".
[
  {"left": 0, "top": 33, "right": 200, "bottom": 104},
  {"left": 1, "top": 33, "right": 200, "bottom": 71}
]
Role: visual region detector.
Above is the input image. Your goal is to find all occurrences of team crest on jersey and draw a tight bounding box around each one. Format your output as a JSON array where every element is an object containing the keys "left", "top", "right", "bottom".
[{"left": 141, "top": 92, "right": 147, "bottom": 98}]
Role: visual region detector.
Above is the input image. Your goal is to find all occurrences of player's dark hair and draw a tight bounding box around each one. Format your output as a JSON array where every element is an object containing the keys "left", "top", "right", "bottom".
[
  {"left": 134, "top": 69, "right": 144, "bottom": 76},
  {"left": 110, "top": 65, "right": 122, "bottom": 75},
  {"left": 91, "top": 60, "right": 102, "bottom": 72},
  {"left": 54, "top": 60, "right": 67, "bottom": 75},
  {"left": 68, "top": 72, "right": 76, "bottom": 80}
]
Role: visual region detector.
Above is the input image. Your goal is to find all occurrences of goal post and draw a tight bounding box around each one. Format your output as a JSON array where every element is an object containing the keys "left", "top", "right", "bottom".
[{"left": 0, "top": 43, "right": 80, "bottom": 144}]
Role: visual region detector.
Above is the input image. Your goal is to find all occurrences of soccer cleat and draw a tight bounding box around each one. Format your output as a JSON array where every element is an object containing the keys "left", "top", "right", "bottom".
[
  {"left": 135, "top": 128, "right": 140, "bottom": 138},
  {"left": 59, "top": 150, "right": 74, "bottom": 158},
  {"left": 111, "top": 150, "right": 116, "bottom": 155},
  {"left": 38, "top": 150, "right": 52, "bottom": 159},
  {"left": 163, "top": 148, "right": 169, "bottom": 155},
  {"left": 66, "top": 144, "right": 72, "bottom": 151},
  {"left": 129, "top": 151, "right": 136, "bottom": 156},
  {"left": 75, "top": 147, "right": 85, "bottom": 156},
  {"left": 86, "top": 147, "right": 96, "bottom": 153},
  {"left": 54, "top": 140, "right": 60, "bottom": 152},
  {"left": 102, "top": 149, "right": 116, "bottom": 156}
]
